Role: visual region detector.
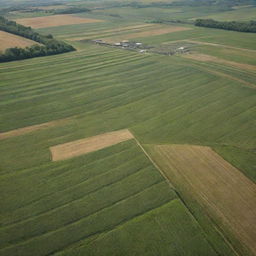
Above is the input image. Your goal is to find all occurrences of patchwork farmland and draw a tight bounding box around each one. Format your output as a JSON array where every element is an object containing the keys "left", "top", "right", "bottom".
[
  {"left": 147, "top": 144, "right": 256, "bottom": 256},
  {"left": 15, "top": 15, "right": 104, "bottom": 28},
  {"left": 0, "top": 0, "right": 256, "bottom": 256}
]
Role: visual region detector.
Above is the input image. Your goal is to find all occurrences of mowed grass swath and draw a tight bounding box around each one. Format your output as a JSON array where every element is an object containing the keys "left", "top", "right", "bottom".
[
  {"left": 0, "top": 141, "right": 219, "bottom": 256},
  {"left": 0, "top": 46, "right": 255, "bottom": 177},
  {"left": 147, "top": 144, "right": 256, "bottom": 256},
  {"left": 0, "top": 42, "right": 254, "bottom": 255}
]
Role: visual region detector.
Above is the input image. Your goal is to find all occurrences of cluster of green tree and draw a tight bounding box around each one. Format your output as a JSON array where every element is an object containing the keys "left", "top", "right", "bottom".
[
  {"left": 195, "top": 19, "right": 256, "bottom": 33},
  {"left": 0, "top": 6, "right": 90, "bottom": 16},
  {"left": 53, "top": 7, "right": 91, "bottom": 14},
  {"left": 147, "top": 19, "right": 193, "bottom": 25},
  {"left": 184, "top": 0, "right": 255, "bottom": 6},
  {"left": 103, "top": 0, "right": 255, "bottom": 9},
  {"left": 0, "top": 16, "right": 75, "bottom": 62}
]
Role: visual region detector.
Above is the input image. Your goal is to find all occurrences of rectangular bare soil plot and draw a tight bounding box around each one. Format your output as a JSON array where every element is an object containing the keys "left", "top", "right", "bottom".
[
  {"left": 149, "top": 144, "right": 256, "bottom": 256},
  {"left": 50, "top": 129, "right": 134, "bottom": 161},
  {"left": 15, "top": 15, "right": 103, "bottom": 28}
]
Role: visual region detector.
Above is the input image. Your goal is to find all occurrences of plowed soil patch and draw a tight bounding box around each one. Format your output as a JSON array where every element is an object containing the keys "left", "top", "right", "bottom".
[
  {"left": 148, "top": 144, "right": 256, "bottom": 256},
  {"left": 0, "top": 31, "right": 38, "bottom": 52},
  {"left": 16, "top": 15, "right": 103, "bottom": 28},
  {"left": 184, "top": 53, "right": 256, "bottom": 71},
  {"left": 50, "top": 129, "right": 134, "bottom": 161}
]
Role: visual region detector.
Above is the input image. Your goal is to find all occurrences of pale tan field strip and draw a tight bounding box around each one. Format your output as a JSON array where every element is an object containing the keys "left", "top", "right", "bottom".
[
  {"left": 0, "top": 118, "right": 70, "bottom": 140},
  {"left": 184, "top": 53, "right": 256, "bottom": 71},
  {"left": 67, "top": 24, "right": 155, "bottom": 41},
  {"left": 149, "top": 144, "right": 256, "bottom": 256},
  {"left": 15, "top": 15, "right": 103, "bottom": 28},
  {"left": 104, "top": 26, "right": 190, "bottom": 43},
  {"left": 125, "top": 26, "right": 190, "bottom": 39},
  {"left": 0, "top": 31, "right": 38, "bottom": 52},
  {"left": 50, "top": 129, "right": 134, "bottom": 161}
]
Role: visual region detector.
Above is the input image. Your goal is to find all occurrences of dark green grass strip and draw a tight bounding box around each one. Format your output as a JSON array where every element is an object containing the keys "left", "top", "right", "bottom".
[
  {"left": 55, "top": 199, "right": 218, "bottom": 256},
  {"left": 0, "top": 182, "right": 175, "bottom": 256},
  {"left": 0, "top": 143, "right": 142, "bottom": 215},
  {"left": 0, "top": 166, "right": 164, "bottom": 248},
  {"left": 1, "top": 153, "right": 149, "bottom": 227}
]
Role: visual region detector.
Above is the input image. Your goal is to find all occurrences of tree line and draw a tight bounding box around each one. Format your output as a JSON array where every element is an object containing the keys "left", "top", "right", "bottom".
[
  {"left": 0, "top": 16, "right": 75, "bottom": 62},
  {"left": 195, "top": 19, "right": 256, "bottom": 33}
]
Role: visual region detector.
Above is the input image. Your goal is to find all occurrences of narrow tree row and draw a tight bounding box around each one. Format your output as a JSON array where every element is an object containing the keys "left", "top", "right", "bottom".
[
  {"left": 0, "top": 16, "right": 75, "bottom": 62},
  {"left": 195, "top": 19, "right": 256, "bottom": 33}
]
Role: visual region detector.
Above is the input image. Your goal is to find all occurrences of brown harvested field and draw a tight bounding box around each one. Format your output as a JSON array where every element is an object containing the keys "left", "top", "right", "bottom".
[
  {"left": 50, "top": 129, "right": 134, "bottom": 161},
  {"left": 15, "top": 15, "right": 104, "bottom": 29},
  {"left": 0, "top": 118, "right": 70, "bottom": 140},
  {"left": 184, "top": 53, "right": 256, "bottom": 71},
  {"left": 148, "top": 144, "right": 256, "bottom": 256},
  {"left": 0, "top": 31, "right": 38, "bottom": 52},
  {"left": 103, "top": 26, "right": 190, "bottom": 43}
]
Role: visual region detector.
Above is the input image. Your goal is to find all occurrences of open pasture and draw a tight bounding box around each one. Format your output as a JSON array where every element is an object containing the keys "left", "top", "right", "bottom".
[
  {"left": 66, "top": 24, "right": 156, "bottom": 41},
  {"left": 102, "top": 25, "right": 191, "bottom": 43},
  {"left": 191, "top": 44, "right": 256, "bottom": 66},
  {"left": 147, "top": 144, "right": 256, "bottom": 256},
  {"left": 0, "top": 31, "right": 38, "bottom": 52},
  {"left": 196, "top": 6, "right": 256, "bottom": 21},
  {"left": 0, "top": 140, "right": 220, "bottom": 256},
  {"left": 139, "top": 26, "right": 256, "bottom": 50},
  {"left": 15, "top": 14, "right": 104, "bottom": 28},
  {"left": 184, "top": 53, "right": 256, "bottom": 72},
  {"left": 50, "top": 129, "right": 134, "bottom": 161},
  {"left": 0, "top": 44, "right": 255, "bottom": 180}
]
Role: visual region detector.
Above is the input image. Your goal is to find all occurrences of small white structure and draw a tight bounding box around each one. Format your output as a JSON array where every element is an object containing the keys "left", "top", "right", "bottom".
[
  {"left": 139, "top": 50, "right": 146, "bottom": 53},
  {"left": 178, "top": 47, "right": 185, "bottom": 50},
  {"left": 136, "top": 42, "right": 142, "bottom": 46},
  {"left": 114, "top": 42, "right": 121, "bottom": 46}
]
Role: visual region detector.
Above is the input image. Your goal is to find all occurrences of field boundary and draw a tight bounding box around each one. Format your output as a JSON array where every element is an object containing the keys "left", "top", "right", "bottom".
[
  {"left": 131, "top": 140, "right": 240, "bottom": 256},
  {"left": 147, "top": 144, "right": 256, "bottom": 256},
  {"left": 130, "top": 134, "right": 175, "bottom": 190},
  {"left": 183, "top": 53, "right": 256, "bottom": 72}
]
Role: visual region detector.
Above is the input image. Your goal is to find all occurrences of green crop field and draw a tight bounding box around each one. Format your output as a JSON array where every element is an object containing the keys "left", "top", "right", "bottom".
[
  {"left": 1, "top": 0, "right": 256, "bottom": 255},
  {"left": 0, "top": 140, "right": 227, "bottom": 256}
]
